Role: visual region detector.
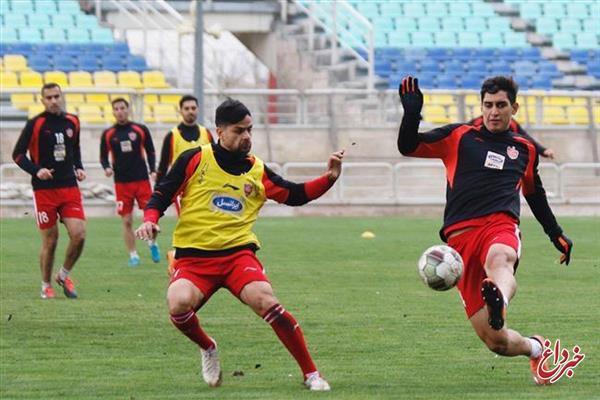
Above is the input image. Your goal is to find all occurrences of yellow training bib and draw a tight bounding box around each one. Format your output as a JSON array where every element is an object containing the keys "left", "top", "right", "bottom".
[
  {"left": 171, "top": 125, "right": 211, "bottom": 166},
  {"left": 173, "top": 144, "right": 266, "bottom": 251}
]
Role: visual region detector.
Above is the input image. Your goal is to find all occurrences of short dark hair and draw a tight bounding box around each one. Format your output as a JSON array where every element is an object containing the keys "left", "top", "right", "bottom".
[
  {"left": 111, "top": 97, "right": 129, "bottom": 108},
  {"left": 41, "top": 82, "right": 61, "bottom": 95},
  {"left": 215, "top": 98, "right": 251, "bottom": 127},
  {"left": 179, "top": 94, "right": 198, "bottom": 108},
  {"left": 480, "top": 76, "right": 519, "bottom": 104}
]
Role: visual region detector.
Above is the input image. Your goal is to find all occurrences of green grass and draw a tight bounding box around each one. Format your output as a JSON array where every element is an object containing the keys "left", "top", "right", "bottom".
[{"left": 1, "top": 216, "right": 599, "bottom": 399}]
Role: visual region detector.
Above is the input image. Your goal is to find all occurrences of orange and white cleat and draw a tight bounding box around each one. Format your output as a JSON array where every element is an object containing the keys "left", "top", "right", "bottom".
[
  {"left": 529, "top": 335, "right": 551, "bottom": 385},
  {"left": 55, "top": 275, "right": 78, "bottom": 299},
  {"left": 481, "top": 278, "right": 506, "bottom": 330},
  {"left": 41, "top": 286, "right": 56, "bottom": 299}
]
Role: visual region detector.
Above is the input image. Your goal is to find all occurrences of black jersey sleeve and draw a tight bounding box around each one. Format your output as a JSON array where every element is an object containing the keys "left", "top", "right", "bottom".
[
  {"left": 523, "top": 157, "right": 562, "bottom": 238},
  {"left": 12, "top": 119, "right": 41, "bottom": 176},
  {"left": 141, "top": 124, "right": 156, "bottom": 173},
  {"left": 156, "top": 131, "right": 173, "bottom": 183},
  {"left": 99, "top": 129, "right": 111, "bottom": 170},
  {"left": 398, "top": 112, "right": 464, "bottom": 158}
]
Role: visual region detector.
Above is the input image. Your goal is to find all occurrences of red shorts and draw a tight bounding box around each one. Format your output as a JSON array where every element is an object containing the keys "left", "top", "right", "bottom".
[
  {"left": 32, "top": 186, "right": 85, "bottom": 230},
  {"left": 446, "top": 213, "right": 522, "bottom": 318},
  {"left": 171, "top": 250, "right": 270, "bottom": 304},
  {"left": 114, "top": 179, "right": 152, "bottom": 216}
]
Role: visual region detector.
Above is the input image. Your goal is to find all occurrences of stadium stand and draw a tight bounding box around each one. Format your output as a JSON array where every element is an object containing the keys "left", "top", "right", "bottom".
[{"left": 0, "top": 0, "right": 179, "bottom": 123}]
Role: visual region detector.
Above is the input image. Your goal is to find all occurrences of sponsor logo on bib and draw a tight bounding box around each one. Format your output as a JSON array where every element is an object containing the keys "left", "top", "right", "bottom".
[{"left": 212, "top": 195, "right": 243, "bottom": 214}]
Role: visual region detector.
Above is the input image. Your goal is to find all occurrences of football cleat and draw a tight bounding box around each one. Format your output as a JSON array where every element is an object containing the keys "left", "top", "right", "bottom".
[
  {"left": 304, "top": 372, "right": 331, "bottom": 391},
  {"left": 55, "top": 275, "right": 78, "bottom": 299},
  {"left": 149, "top": 243, "right": 161, "bottom": 263},
  {"left": 529, "top": 335, "right": 551, "bottom": 385},
  {"left": 41, "top": 286, "right": 56, "bottom": 299},
  {"left": 128, "top": 255, "right": 141, "bottom": 267},
  {"left": 481, "top": 278, "right": 506, "bottom": 330},
  {"left": 200, "top": 341, "right": 222, "bottom": 387}
]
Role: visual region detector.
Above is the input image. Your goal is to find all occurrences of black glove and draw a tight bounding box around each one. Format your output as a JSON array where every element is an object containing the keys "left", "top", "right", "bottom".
[
  {"left": 551, "top": 233, "right": 573, "bottom": 265},
  {"left": 398, "top": 76, "right": 423, "bottom": 116}
]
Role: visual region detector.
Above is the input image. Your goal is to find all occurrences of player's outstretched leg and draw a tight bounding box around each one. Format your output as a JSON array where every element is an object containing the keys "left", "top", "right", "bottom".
[{"left": 481, "top": 278, "right": 506, "bottom": 330}]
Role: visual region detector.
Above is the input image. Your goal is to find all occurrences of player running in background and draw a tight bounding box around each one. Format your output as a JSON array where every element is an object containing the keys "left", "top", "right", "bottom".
[
  {"left": 469, "top": 115, "right": 555, "bottom": 159},
  {"left": 100, "top": 97, "right": 160, "bottom": 267},
  {"left": 136, "top": 99, "right": 343, "bottom": 391},
  {"left": 156, "top": 94, "right": 213, "bottom": 184},
  {"left": 156, "top": 94, "right": 213, "bottom": 273},
  {"left": 12, "top": 83, "right": 86, "bottom": 299},
  {"left": 397, "top": 76, "right": 573, "bottom": 385}
]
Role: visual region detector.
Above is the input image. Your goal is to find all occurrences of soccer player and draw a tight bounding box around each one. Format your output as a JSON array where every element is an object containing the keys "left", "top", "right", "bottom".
[
  {"left": 397, "top": 76, "right": 573, "bottom": 385},
  {"left": 100, "top": 97, "right": 160, "bottom": 267},
  {"left": 135, "top": 99, "right": 343, "bottom": 391},
  {"left": 469, "top": 115, "right": 555, "bottom": 159},
  {"left": 12, "top": 83, "right": 86, "bottom": 299},
  {"left": 156, "top": 94, "right": 213, "bottom": 184}
]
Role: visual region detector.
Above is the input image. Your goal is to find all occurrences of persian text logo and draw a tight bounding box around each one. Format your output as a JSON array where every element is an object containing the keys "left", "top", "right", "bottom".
[{"left": 538, "top": 339, "right": 585, "bottom": 384}]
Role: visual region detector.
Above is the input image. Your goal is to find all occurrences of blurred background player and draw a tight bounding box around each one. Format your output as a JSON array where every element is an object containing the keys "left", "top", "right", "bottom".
[
  {"left": 397, "top": 76, "right": 573, "bottom": 385},
  {"left": 156, "top": 94, "right": 213, "bottom": 274},
  {"left": 136, "top": 99, "right": 343, "bottom": 391},
  {"left": 469, "top": 115, "right": 555, "bottom": 160},
  {"left": 100, "top": 97, "right": 160, "bottom": 267},
  {"left": 12, "top": 83, "right": 86, "bottom": 299}
]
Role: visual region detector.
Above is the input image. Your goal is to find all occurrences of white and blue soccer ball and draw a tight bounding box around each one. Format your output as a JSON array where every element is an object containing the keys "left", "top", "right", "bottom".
[{"left": 417, "top": 245, "right": 463, "bottom": 291}]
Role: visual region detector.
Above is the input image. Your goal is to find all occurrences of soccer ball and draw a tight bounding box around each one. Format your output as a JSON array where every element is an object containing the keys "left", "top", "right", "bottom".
[{"left": 417, "top": 245, "right": 463, "bottom": 291}]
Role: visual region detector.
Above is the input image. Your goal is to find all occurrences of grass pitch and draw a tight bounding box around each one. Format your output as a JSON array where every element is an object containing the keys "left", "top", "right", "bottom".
[{"left": 1, "top": 216, "right": 599, "bottom": 399}]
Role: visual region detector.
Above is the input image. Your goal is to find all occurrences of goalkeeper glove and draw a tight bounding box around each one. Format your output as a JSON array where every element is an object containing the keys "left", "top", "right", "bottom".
[
  {"left": 551, "top": 233, "right": 573, "bottom": 265},
  {"left": 398, "top": 76, "right": 423, "bottom": 116}
]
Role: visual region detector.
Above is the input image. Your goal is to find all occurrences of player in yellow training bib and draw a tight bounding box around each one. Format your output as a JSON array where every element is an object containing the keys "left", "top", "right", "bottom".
[{"left": 136, "top": 98, "right": 344, "bottom": 391}]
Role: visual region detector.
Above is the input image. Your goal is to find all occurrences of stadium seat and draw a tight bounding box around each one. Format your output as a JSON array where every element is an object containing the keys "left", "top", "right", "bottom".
[
  {"left": 75, "top": 14, "right": 99, "bottom": 28},
  {"left": 86, "top": 93, "right": 110, "bottom": 104},
  {"left": 44, "top": 71, "right": 69, "bottom": 87},
  {"left": 10, "top": 0, "right": 33, "bottom": 13},
  {"left": 28, "top": 104, "right": 45, "bottom": 117},
  {"left": 3, "top": 54, "right": 28, "bottom": 72},
  {"left": 143, "top": 71, "right": 169, "bottom": 88},
  {"left": 4, "top": 14, "right": 28, "bottom": 29},
  {"left": 542, "top": 106, "right": 569, "bottom": 125},
  {"left": 91, "top": 29, "right": 114, "bottom": 44},
  {"left": 35, "top": 0, "right": 59, "bottom": 13},
  {"left": 69, "top": 71, "right": 93, "bottom": 87},
  {"left": 66, "top": 28, "right": 91, "bottom": 43},
  {"left": 0, "top": 71, "right": 19, "bottom": 87},
  {"left": 152, "top": 104, "right": 179, "bottom": 123},
  {"left": 126, "top": 56, "right": 148, "bottom": 72},
  {"left": 117, "top": 71, "right": 143, "bottom": 88},
  {"left": 64, "top": 93, "right": 85, "bottom": 105},
  {"left": 20, "top": 71, "right": 44, "bottom": 87},
  {"left": 101, "top": 104, "right": 115, "bottom": 123},
  {"left": 160, "top": 94, "right": 180, "bottom": 105},
  {"left": 28, "top": 13, "right": 53, "bottom": 28},
  {"left": 28, "top": 54, "right": 53, "bottom": 72},
  {"left": 77, "top": 104, "right": 105, "bottom": 124},
  {"left": 567, "top": 106, "right": 590, "bottom": 124},
  {"left": 52, "top": 14, "right": 74, "bottom": 27},
  {"left": 43, "top": 27, "right": 67, "bottom": 43},
  {"left": 18, "top": 27, "right": 43, "bottom": 43},
  {"left": 423, "top": 105, "right": 451, "bottom": 124},
  {"left": 143, "top": 94, "right": 159, "bottom": 105},
  {"left": 93, "top": 71, "right": 118, "bottom": 87},
  {"left": 10, "top": 93, "right": 36, "bottom": 110},
  {"left": 142, "top": 104, "right": 156, "bottom": 123},
  {"left": 57, "top": 0, "right": 82, "bottom": 14}
]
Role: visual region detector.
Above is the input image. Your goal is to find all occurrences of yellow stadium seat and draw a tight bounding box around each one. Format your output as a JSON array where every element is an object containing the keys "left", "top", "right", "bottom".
[
  {"left": 44, "top": 71, "right": 69, "bottom": 87},
  {"left": 86, "top": 93, "right": 110, "bottom": 104},
  {"left": 143, "top": 104, "right": 156, "bottom": 123},
  {"left": 465, "top": 94, "right": 479, "bottom": 106},
  {"left": 543, "top": 96, "right": 572, "bottom": 106},
  {"left": 426, "top": 93, "right": 455, "bottom": 106},
  {"left": 117, "top": 71, "right": 143, "bottom": 89},
  {"left": 593, "top": 102, "right": 600, "bottom": 124},
  {"left": 19, "top": 71, "right": 44, "bottom": 88},
  {"left": 110, "top": 94, "right": 131, "bottom": 103},
  {"left": 152, "top": 103, "right": 179, "bottom": 123},
  {"left": 567, "top": 106, "right": 590, "bottom": 125},
  {"left": 94, "top": 71, "right": 118, "bottom": 87},
  {"left": 144, "top": 94, "right": 159, "bottom": 104},
  {"left": 69, "top": 71, "right": 94, "bottom": 87},
  {"left": 542, "top": 106, "right": 568, "bottom": 125},
  {"left": 101, "top": 104, "right": 115, "bottom": 123},
  {"left": 77, "top": 104, "right": 104, "bottom": 124},
  {"left": 466, "top": 105, "right": 480, "bottom": 121},
  {"left": 65, "top": 93, "right": 85, "bottom": 105},
  {"left": 1, "top": 71, "right": 19, "bottom": 88},
  {"left": 160, "top": 94, "right": 180, "bottom": 105},
  {"left": 28, "top": 104, "right": 45, "bottom": 118},
  {"left": 142, "top": 70, "right": 169, "bottom": 88},
  {"left": 571, "top": 97, "right": 587, "bottom": 106},
  {"left": 3, "top": 55, "right": 28, "bottom": 72},
  {"left": 10, "top": 93, "right": 36, "bottom": 110},
  {"left": 422, "top": 105, "right": 451, "bottom": 124},
  {"left": 66, "top": 104, "right": 78, "bottom": 114}
]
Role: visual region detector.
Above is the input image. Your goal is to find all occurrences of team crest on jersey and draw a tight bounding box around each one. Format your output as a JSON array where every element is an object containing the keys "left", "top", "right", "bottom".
[
  {"left": 128, "top": 132, "right": 137, "bottom": 141},
  {"left": 66, "top": 128, "right": 73, "bottom": 138},
  {"left": 244, "top": 183, "right": 254, "bottom": 197},
  {"left": 507, "top": 146, "right": 519, "bottom": 160}
]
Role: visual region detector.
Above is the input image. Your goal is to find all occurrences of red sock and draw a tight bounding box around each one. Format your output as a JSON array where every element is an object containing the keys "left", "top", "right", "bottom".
[
  {"left": 170, "top": 310, "right": 214, "bottom": 350},
  {"left": 263, "top": 304, "right": 317, "bottom": 377}
]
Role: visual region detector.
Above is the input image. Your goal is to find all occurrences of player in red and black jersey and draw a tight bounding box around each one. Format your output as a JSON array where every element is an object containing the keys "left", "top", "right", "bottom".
[
  {"left": 469, "top": 115, "right": 555, "bottom": 159},
  {"left": 398, "top": 76, "right": 573, "bottom": 385},
  {"left": 135, "top": 99, "right": 341, "bottom": 390},
  {"left": 12, "top": 83, "right": 85, "bottom": 299},
  {"left": 100, "top": 97, "right": 160, "bottom": 267}
]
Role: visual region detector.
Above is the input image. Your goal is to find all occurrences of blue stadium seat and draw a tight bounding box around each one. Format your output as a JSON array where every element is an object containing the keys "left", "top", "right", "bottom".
[
  {"left": 52, "top": 14, "right": 75, "bottom": 27},
  {"left": 28, "top": 13, "right": 53, "bottom": 28},
  {"left": 78, "top": 57, "right": 101, "bottom": 71},
  {"left": 53, "top": 57, "right": 78, "bottom": 72},
  {"left": 1, "top": 27, "right": 19, "bottom": 43},
  {"left": 28, "top": 54, "right": 53, "bottom": 72},
  {"left": 4, "top": 13, "right": 28, "bottom": 28},
  {"left": 66, "top": 28, "right": 91, "bottom": 43},
  {"left": 18, "top": 27, "right": 43, "bottom": 42},
  {"left": 461, "top": 76, "right": 483, "bottom": 90},
  {"left": 101, "top": 54, "right": 125, "bottom": 71}
]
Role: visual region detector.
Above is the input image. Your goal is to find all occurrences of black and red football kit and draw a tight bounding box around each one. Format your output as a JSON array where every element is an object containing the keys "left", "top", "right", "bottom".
[
  {"left": 100, "top": 122, "right": 156, "bottom": 183},
  {"left": 13, "top": 111, "right": 83, "bottom": 190},
  {"left": 469, "top": 116, "right": 547, "bottom": 156}
]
